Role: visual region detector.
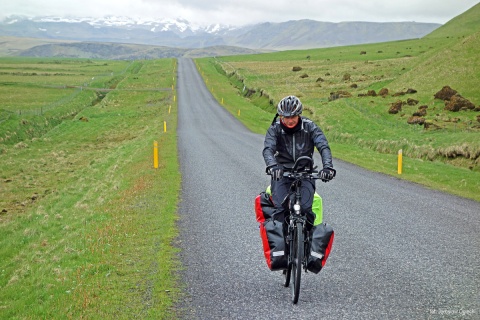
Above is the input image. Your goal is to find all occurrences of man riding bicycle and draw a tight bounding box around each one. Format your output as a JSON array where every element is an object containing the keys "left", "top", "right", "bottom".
[{"left": 263, "top": 95, "right": 336, "bottom": 228}]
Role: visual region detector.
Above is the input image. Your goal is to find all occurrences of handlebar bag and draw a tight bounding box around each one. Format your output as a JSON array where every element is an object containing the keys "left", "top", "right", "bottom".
[
  {"left": 306, "top": 223, "right": 334, "bottom": 274},
  {"left": 259, "top": 219, "right": 288, "bottom": 271}
]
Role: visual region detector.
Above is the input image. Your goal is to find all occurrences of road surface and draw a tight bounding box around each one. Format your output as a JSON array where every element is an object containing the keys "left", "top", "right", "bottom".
[{"left": 176, "top": 58, "right": 479, "bottom": 319}]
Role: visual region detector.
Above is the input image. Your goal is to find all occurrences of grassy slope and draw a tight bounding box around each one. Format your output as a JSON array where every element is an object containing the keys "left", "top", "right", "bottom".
[
  {"left": 392, "top": 2, "right": 480, "bottom": 104},
  {"left": 424, "top": 2, "right": 480, "bottom": 39},
  {"left": 195, "top": 5, "right": 480, "bottom": 201},
  {"left": 0, "top": 59, "right": 182, "bottom": 318}
]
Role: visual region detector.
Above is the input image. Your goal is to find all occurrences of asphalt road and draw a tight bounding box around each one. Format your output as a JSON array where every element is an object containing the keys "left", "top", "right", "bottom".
[{"left": 176, "top": 58, "right": 480, "bottom": 319}]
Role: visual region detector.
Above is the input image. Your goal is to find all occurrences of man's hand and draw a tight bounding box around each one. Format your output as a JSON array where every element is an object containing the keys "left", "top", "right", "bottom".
[
  {"left": 268, "top": 165, "right": 284, "bottom": 181},
  {"left": 319, "top": 167, "right": 336, "bottom": 182}
]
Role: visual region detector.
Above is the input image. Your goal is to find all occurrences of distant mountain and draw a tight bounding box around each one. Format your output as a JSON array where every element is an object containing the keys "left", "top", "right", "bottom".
[
  {"left": 231, "top": 20, "right": 442, "bottom": 50},
  {"left": 12, "top": 42, "right": 259, "bottom": 60},
  {"left": 0, "top": 15, "right": 441, "bottom": 53},
  {"left": 0, "top": 16, "right": 239, "bottom": 47}
]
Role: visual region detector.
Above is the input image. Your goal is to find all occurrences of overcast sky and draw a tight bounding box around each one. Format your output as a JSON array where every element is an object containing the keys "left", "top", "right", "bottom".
[{"left": 1, "top": 0, "right": 478, "bottom": 27}]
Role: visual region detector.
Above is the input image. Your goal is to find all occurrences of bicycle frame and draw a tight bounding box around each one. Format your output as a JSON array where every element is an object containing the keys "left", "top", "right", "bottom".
[
  {"left": 286, "top": 178, "right": 310, "bottom": 270},
  {"left": 281, "top": 156, "right": 320, "bottom": 304}
]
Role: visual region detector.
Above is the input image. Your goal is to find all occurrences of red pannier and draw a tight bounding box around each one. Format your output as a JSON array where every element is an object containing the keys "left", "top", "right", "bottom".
[
  {"left": 259, "top": 220, "right": 288, "bottom": 271},
  {"left": 255, "top": 192, "right": 287, "bottom": 271},
  {"left": 307, "top": 223, "right": 334, "bottom": 274},
  {"left": 254, "top": 191, "right": 275, "bottom": 223}
]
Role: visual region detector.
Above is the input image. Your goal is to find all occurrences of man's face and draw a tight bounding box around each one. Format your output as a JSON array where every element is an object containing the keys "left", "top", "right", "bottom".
[{"left": 281, "top": 115, "right": 299, "bottom": 128}]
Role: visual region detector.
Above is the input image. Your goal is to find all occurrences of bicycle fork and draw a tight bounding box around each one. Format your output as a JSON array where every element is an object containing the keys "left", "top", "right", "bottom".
[
  {"left": 286, "top": 220, "right": 309, "bottom": 269},
  {"left": 286, "top": 228, "right": 311, "bottom": 271},
  {"left": 286, "top": 191, "right": 310, "bottom": 270}
]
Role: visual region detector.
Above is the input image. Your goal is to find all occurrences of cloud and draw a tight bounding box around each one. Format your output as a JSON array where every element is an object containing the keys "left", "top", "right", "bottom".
[
  {"left": 138, "top": 0, "right": 476, "bottom": 25},
  {"left": 1, "top": 0, "right": 478, "bottom": 26}
]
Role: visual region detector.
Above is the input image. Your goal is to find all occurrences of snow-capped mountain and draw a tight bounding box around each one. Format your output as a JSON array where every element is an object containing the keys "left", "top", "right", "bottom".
[
  {"left": 0, "top": 15, "right": 441, "bottom": 52},
  {"left": 1, "top": 15, "right": 237, "bottom": 37}
]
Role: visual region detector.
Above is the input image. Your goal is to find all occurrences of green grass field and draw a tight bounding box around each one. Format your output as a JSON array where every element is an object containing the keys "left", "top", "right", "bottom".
[{"left": 0, "top": 58, "right": 182, "bottom": 318}]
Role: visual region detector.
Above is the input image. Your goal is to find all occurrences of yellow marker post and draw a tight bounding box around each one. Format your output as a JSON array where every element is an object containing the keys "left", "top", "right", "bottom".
[
  {"left": 238, "top": 109, "right": 241, "bottom": 117},
  {"left": 398, "top": 149, "right": 403, "bottom": 174},
  {"left": 174, "top": 95, "right": 176, "bottom": 102},
  {"left": 169, "top": 105, "right": 171, "bottom": 114},
  {"left": 221, "top": 98, "right": 224, "bottom": 105},
  {"left": 164, "top": 121, "right": 167, "bottom": 133},
  {"left": 153, "top": 141, "right": 158, "bottom": 169}
]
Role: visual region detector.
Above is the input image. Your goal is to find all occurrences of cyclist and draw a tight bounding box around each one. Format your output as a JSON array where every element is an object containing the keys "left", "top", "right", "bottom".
[{"left": 263, "top": 95, "right": 335, "bottom": 228}]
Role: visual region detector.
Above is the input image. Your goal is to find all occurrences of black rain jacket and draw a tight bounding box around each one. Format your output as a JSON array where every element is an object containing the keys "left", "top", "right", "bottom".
[{"left": 263, "top": 116, "right": 333, "bottom": 170}]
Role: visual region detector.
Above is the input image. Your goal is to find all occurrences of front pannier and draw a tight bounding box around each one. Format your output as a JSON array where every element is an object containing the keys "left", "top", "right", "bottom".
[
  {"left": 307, "top": 223, "right": 334, "bottom": 274},
  {"left": 259, "top": 219, "right": 288, "bottom": 271},
  {"left": 255, "top": 192, "right": 287, "bottom": 271},
  {"left": 255, "top": 191, "right": 275, "bottom": 223}
]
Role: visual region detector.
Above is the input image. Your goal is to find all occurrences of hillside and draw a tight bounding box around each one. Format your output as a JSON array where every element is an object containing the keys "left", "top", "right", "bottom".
[
  {"left": 0, "top": 36, "right": 77, "bottom": 56},
  {"left": 425, "top": 2, "right": 480, "bottom": 39},
  {"left": 231, "top": 20, "right": 441, "bottom": 50},
  {"left": 391, "top": 2, "right": 480, "bottom": 104},
  {"left": 391, "top": 31, "right": 480, "bottom": 105},
  {"left": 6, "top": 40, "right": 260, "bottom": 60},
  {"left": 16, "top": 42, "right": 187, "bottom": 59}
]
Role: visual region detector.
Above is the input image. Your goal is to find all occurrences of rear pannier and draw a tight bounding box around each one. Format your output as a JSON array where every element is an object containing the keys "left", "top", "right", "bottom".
[{"left": 307, "top": 223, "right": 334, "bottom": 274}]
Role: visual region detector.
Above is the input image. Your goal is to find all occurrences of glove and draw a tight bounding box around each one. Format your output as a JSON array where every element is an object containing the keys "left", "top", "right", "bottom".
[
  {"left": 268, "top": 165, "right": 284, "bottom": 181},
  {"left": 319, "top": 167, "right": 336, "bottom": 182}
]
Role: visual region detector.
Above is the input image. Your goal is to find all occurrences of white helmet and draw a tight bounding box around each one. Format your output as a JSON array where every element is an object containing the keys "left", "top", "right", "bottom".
[{"left": 277, "top": 96, "right": 303, "bottom": 117}]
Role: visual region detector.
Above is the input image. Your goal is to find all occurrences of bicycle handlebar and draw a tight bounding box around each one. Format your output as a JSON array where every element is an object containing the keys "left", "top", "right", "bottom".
[
  {"left": 267, "top": 156, "right": 322, "bottom": 179},
  {"left": 291, "top": 156, "right": 314, "bottom": 172},
  {"left": 283, "top": 170, "right": 320, "bottom": 180}
]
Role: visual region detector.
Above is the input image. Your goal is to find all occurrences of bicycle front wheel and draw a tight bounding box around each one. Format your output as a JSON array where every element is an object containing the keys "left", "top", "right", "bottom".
[
  {"left": 284, "top": 226, "right": 293, "bottom": 287},
  {"left": 292, "top": 221, "right": 304, "bottom": 304},
  {"left": 283, "top": 260, "right": 292, "bottom": 287}
]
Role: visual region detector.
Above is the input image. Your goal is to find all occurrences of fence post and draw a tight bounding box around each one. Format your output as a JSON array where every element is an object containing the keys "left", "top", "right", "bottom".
[
  {"left": 153, "top": 141, "right": 158, "bottom": 169},
  {"left": 398, "top": 149, "right": 403, "bottom": 174}
]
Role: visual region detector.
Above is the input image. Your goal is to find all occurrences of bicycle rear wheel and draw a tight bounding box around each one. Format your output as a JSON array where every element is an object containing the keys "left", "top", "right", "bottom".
[{"left": 291, "top": 222, "right": 304, "bottom": 304}]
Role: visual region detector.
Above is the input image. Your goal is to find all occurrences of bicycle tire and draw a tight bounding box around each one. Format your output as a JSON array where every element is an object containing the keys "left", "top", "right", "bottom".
[
  {"left": 292, "top": 221, "right": 304, "bottom": 304},
  {"left": 283, "top": 229, "right": 293, "bottom": 287},
  {"left": 283, "top": 260, "right": 292, "bottom": 287}
]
